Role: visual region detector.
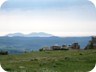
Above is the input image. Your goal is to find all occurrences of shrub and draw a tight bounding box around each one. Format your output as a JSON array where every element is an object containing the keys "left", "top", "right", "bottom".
[{"left": 4, "top": 67, "right": 12, "bottom": 71}]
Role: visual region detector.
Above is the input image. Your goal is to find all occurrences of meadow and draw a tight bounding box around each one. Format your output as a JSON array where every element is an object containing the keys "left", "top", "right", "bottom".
[{"left": 0, "top": 50, "right": 96, "bottom": 72}]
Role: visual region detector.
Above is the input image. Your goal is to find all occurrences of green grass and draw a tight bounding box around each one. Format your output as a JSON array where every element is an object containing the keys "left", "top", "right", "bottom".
[{"left": 0, "top": 50, "right": 96, "bottom": 72}]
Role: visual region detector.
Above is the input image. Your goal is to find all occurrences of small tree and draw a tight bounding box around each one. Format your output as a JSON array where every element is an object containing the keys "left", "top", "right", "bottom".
[{"left": 39, "top": 46, "right": 49, "bottom": 51}]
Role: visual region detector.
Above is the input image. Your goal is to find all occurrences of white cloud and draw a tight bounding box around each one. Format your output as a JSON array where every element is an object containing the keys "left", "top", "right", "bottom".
[
  {"left": 0, "top": 9, "right": 96, "bottom": 36},
  {"left": 0, "top": 0, "right": 96, "bottom": 37}
]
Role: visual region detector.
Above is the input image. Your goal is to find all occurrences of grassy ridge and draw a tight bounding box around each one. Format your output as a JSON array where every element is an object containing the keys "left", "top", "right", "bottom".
[{"left": 0, "top": 50, "right": 96, "bottom": 72}]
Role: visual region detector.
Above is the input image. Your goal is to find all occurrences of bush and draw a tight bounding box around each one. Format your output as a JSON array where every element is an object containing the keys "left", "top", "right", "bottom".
[
  {"left": 39, "top": 48, "right": 43, "bottom": 51},
  {"left": 4, "top": 67, "right": 12, "bottom": 71},
  {"left": 0, "top": 51, "right": 8, "bottom": 55},
  {"left": 64, "top": 56, "right": 70, "bottom": 60},
  {"left": 79, "top": 53, "right": 83, "bottom": 55}
]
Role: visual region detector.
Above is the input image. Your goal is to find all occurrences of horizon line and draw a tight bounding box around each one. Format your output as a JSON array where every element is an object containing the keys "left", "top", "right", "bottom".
[{"left": 0, "top": 32, "right": 96, "bottom": 37}]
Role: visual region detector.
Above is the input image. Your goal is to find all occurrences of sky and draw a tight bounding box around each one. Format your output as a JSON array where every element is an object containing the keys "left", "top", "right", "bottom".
[{"left": 0, "top": 0, "right": 96, "bottom": 36}]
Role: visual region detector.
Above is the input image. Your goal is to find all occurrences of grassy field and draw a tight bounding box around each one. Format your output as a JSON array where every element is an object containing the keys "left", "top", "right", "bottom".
[{"left": 0, "top": 50, "right": 96, "bottom": 72}]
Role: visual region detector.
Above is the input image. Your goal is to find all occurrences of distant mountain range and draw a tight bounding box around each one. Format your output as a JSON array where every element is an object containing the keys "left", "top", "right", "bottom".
[
  {"left": 0, "top": 35, "right": 91, "bottom": 54},
  {"left": 0, "top": 32, "right": 92, "bottom": 54},
  {"left": 6, "top": 32, "right": 54, "bottom": 37}
]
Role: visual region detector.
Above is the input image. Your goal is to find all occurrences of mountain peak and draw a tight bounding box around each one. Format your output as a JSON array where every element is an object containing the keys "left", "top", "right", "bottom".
[
  {"left": 27, "top": 32, "right": 53, "bottom": 37},
  {"left": 7, "top": 33, "right": 24, "bottom": 37}
]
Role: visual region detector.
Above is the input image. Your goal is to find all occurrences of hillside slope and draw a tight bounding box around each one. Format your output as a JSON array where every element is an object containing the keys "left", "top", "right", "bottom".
[{"left": 0, "top": 36, "right": 91, "bottom": 54}]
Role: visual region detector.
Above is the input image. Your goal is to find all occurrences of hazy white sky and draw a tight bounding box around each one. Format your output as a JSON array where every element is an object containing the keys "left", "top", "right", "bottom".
[{"left": 0, "top": 0, "right": 96, "bottom": 36}]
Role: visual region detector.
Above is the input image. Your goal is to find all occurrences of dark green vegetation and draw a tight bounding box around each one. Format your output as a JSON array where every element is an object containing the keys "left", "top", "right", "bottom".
[
  {"left": 0, "top": 51, "right": 8, "bottom": 55},
  {"left": 0, "top": 50, "right": 96, "bottom": 72},
  {"left": 0, "top": 37, "right": 91, "bottom": 54}
]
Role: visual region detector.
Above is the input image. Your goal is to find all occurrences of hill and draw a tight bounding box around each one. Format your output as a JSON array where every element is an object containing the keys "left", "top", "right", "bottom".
[
  {"left": 7, "top": 33, "right": 24, "bottom": 37},
  {"left": 6, "top": 32, "right": 54, "bottom": 37},
  {"left": 0, "top": 36, "right": 91, "bottom": 54}
]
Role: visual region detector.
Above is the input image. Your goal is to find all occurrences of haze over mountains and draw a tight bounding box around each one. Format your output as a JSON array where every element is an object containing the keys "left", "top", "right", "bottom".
[
  {"left": 0, "top": 32, "right": 92, "bottom": 54},
  {"left": 6, "top": 32, "right": 54, "bottom": 37},
  {"left": 0, "top": 0, "right": 95, "bottom": 54}
]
